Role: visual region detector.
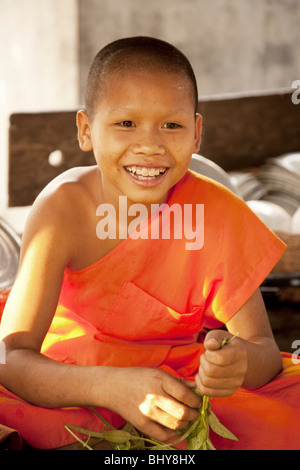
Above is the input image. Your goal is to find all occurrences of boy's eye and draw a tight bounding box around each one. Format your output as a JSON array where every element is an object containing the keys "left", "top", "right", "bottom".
[
  {"left": 117, "top": 121, "right": 135, "bottom": 127},
  {"left": 162, "top": 122, "right": 182, "bottom": 129}
]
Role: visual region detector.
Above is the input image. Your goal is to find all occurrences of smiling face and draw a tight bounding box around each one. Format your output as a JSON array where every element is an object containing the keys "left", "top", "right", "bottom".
[{"left": 77, "top": 69, "right": 202, "bottom": 208}]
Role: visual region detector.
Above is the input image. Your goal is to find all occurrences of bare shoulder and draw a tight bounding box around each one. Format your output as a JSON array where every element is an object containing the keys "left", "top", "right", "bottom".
[
  {"left": 21, "top": 165, "right": 99, "bottom": 267},
  {"left": 35, "top": 165, "right": 99, "bottom": 209}
]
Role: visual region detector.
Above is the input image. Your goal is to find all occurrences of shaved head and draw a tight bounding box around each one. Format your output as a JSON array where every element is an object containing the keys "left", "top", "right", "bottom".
[{"left": 85, "top": 36, "right": 198, "bottom": 119}]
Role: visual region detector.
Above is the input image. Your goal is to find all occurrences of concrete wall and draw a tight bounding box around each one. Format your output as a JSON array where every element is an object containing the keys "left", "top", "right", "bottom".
[
  {"left": 79, "top": 0, "right": 300, "bottom": 102},
  {"left": 0, "top": 0, "right": 79, "bottom": 231}
]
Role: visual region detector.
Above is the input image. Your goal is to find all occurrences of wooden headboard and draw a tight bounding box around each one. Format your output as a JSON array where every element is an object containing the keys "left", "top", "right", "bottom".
[{"left": 8, "top": 88, "right": 300, "bottom": 207}]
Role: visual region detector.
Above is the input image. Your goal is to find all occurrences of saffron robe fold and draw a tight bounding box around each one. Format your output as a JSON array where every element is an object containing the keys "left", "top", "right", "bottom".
[{"left": 0, "top": 170, "right": 299, "bottom": 450}]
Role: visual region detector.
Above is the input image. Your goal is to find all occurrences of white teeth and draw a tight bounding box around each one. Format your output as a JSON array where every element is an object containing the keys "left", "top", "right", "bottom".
[{"left": 125, "top": 166, "right": 167, "bottom": 179}]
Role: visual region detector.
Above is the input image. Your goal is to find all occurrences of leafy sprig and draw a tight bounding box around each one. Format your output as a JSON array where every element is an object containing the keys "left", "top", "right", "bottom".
[
  {"left": 65, "top": 334, "right": 239, "bottom": 450},
  {"left": 186, "top": 333, "right": 239, "bottom": 450}
]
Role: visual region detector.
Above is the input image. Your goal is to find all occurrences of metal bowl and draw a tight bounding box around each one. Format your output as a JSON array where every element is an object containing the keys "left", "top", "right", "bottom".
[
  {"left": 0, "top": 218, "right": 21, "bottom": 290},
  {"left": 189, "top": 154, "right": 242, "bottom": 197}
]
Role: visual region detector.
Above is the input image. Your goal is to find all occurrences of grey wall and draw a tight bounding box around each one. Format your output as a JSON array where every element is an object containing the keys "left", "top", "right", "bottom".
[
  {"left": 79, "top": 0, "right": 300, "bottom": 103},
  {"left": 0, "top": 0, "right": 79, "bottom": 231}
]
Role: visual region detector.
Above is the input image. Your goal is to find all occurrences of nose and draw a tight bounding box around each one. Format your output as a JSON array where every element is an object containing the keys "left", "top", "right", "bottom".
[{"left": 132, "top": 126, "right": 165, "bottom": 156}]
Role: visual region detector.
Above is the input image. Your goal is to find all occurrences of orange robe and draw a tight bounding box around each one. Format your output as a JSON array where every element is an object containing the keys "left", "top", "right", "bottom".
[{"left": 0, "top": 170, "right": 299, "bottom": 449}]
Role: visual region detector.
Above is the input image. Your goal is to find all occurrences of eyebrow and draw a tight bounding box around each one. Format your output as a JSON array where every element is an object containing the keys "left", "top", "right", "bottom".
[{"left": 107, "top": 105, "right": 191, "bottom": 116}]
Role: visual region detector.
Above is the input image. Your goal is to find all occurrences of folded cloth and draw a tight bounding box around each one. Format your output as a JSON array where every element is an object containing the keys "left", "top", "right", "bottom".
[
  {"left": 0, "top": 423, "right": 22, "bottom": 450},
  {"left": 0, "top": 353, "right": 299, "bottom": 449},
  {"left": 1, "top": 171, "right": 297, "bottom": 449}
]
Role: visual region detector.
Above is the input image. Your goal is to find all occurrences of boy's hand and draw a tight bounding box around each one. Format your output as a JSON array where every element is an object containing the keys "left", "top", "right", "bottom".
[
  {"left": 195, "top": 329, "right": 247, "bottom": 397},
  {"left": 104, "top": 367, "right": 202, "bottom": 442}
]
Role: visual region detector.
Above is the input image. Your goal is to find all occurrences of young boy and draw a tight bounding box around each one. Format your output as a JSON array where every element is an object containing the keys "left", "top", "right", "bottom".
[{"left": 0, "top": 36, "right": 299, "bottom": 450}]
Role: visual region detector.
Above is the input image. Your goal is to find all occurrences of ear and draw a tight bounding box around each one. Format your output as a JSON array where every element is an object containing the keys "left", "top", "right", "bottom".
[
  {"left": 193, "top": 113, "right": 202, "bottom": 153},
  {"left": 76, "top": 109, "right": 93, "bottom": 152}
]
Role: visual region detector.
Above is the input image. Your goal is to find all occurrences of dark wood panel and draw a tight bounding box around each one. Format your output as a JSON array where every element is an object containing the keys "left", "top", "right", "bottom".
[
  {"left": 8, "top": 111, "right": 94, "bottom": 207},
  {"left": 197, "top": 88, "right": 300, "bottom": 171},
  {"left": 8, "top": 89, "right": 300, "bottom": 206}
]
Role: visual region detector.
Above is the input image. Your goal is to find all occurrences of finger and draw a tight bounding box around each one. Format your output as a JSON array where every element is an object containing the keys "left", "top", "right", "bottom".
[
  {"left": 183, "top": 379, "right": 197, "bottom": 388},
  {"left": 155, "top": 405, "right": 191, "bottom": 431},
  {"left": 200, "top": 354, "right": 236, "bottom": 378},
  {"left": 195, "top": 370, "right": 236, "bottom": 397},
  {"left": 203, "top": 330, "right": 224, "bottom": 350},
  {"left": 162, "top": 377, "right": 202, "bottom": 409},
  {"left": 155, "top": 394, "right": 199, "bottom": 424},
  {"left": 204, "top": 329, "right": 235, "bottom": 351},
  {"left": 195, "top": 382, "right": 234, "bottom": 398},
  {"left": 139, "top": 398, "right": 190, "bottom": 435},
  {"left": 138, "top": 418, "right": 178, "bottom": 442},
  {"left": 204, "top": 347, "right": 236, "bottom": 367},
  {"left": 197, "top": 362, "right": 245, "bottom": 396}
]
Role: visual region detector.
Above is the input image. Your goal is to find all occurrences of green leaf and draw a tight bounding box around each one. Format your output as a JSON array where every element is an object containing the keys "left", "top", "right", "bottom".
[
  {"left": 64, "top": 425, "right": 94, "bottom": 450},
  {"left": 193, "top": 427, "right": 207, "bottom": 450},
  {"left": 65, "top": 424, "right": 105, "bottom": 440},
  {"left": 88, "top": 406, "right": 117, "bottom": 430},
  {"left": 114, "top": 440, "right": 131, "bottom": 450},
  {"left": 102, "top": 429, "right": 134, "bottom": 443},
  {"left": 207, "top": 438, "right": 216, "bottom": 450},
  {"left": 209, "top": 411, "right": 238, "bottom": 441},
  {"left": 65, "top": 424, "right": 133, "bottom": 444},
  {"left": 122, "top": 422, "right": 144, "bottom": 448}
]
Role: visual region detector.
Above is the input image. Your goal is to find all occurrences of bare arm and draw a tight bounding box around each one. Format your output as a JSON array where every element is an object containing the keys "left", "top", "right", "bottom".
[
  {"left": 0, "top": 184, "right": 98, "bottom": 407},
  {"left": 227, "top": 288, "right": 282, "bottom": 389},
  {"left": 195, "top": 289, "right": 282, "bottom": 396}
]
